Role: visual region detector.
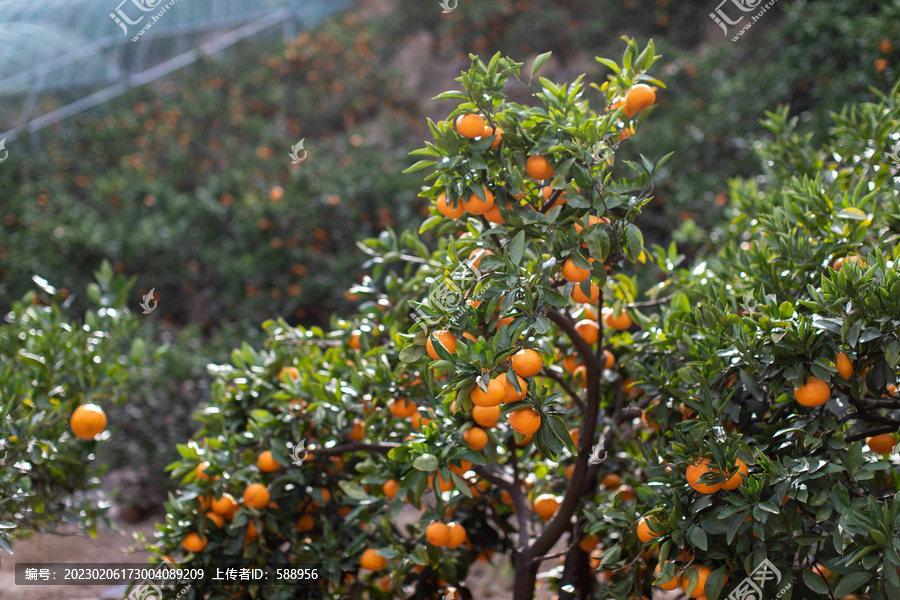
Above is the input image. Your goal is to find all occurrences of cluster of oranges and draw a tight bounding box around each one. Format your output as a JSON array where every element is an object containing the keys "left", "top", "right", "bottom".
[{"left": 181, "top": 461, "right": 273, "bottom": 553}]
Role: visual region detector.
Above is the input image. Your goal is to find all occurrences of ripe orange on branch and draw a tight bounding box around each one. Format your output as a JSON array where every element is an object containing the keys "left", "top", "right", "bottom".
[
  {"left": 243, "top": 483, "right": 270, "bottom": 510},
  {"left": 525, "top": 154, "right": 555, "bottom": 180},
  {"left": 561, "top": 259, "right": 590, "bottom": 283},
  {"left": 390, "top": 398, "right": 417, "bottom": 418},
  {"left": 720, "top": 458, "right": 748, "bottom": 490},
  {"left": 182, "top": 532, "right": 208, "bottom": 553},
  {"left": 686, "top": 458, "right": 722, "bottom": 494},
  {"left": 455, "top": 113, "right": 485, "bottom": 138},
  {"left": 257, "top": 451, "right": 281, "bottom": 473},
  {"left": 426, "top": 522, "right": 451, "bottom": 546},
  {"left": 572, "top": 282, "right": 600, "bottom": 304},
  {"left": 794, "top": 376, "right": 830, "bottom": 407},
  {"left": 511, "top": 349, "right": 544, "bottom": 377},
  {"left": 509, "top": 407, "right": 541, "bottom": 435},
  {"left": 835, "top": 352, "right": 853, "bottom": 379},
  {"left": 70, "top": 404, "right": 107, "bottom": 440},
  {"left": 462, "top": 187, "right": 495, "bottom": 215},
  {"left": 533, "top": 494, "right": 559, "bottom": 520},
  {"left": 654, "top": 562, "right": 682, "bottom": 591},
  {"left": 360, "top": 548, "right": 388, "bottom": 571},
  {"left": 501, "top": 373, "right": 528, "bottom": 402},
  {"left": 866, "top": 433, "right": 896, "bottom": 455},
  {"left": 625, "top": 84, "right": 656, "bottom": 114},
  {"left": 603, "top": 307, "right": 632, "bottom": 330},
  {"left": 472, "top": 405, "right": 500, "bottom": 428},
  {"left": 436, "top": 193, "right": 465, "bottom": 219},
  {"left": 636, "top": 516, "right": 662, "bottom": 543},
  {"left": 463, "top": 427, "right": 489, "bottom": 451},
  {"left": 426, "top": 330, "right": 458, "bottom": 359},
  {"left": 471, "top": 377, "right": 505, "bottom": 407},
  {"left": 574, "top": 319, "right": 600, "bottom": 345}
]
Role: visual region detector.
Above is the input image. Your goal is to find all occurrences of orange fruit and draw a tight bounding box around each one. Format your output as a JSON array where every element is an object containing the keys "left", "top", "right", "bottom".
[
  {"left": 832, "top": 255, "right": 865, "bottom": 271},
  {"left": 482, "top": 126, "right": 504, "bottom": 149},
  {"left": 198, "top": 494, "right": 213, "bottom": 511},
  {"left": 382, "top": 479, "right": 400, "bottom": 500},
  {"left": 533, "top": 494, "right": 559, "bottom": 520},
  {"left": 616, "top": 485, "right": 636, "bottom": 501},
  {"left": 472, "top": 405, "right": 500, "bottom": 427},
  {"left": 243, "top": 483, "right": 270, "bottom": 510},
  {"left": 446, "top": 522, "right": 467, "bottom": 548},
  {"left": 496, "top": 315, "right": 515, "bottom": 330},
  {"left": 410, "top": 411, "right": 431, "bottom": 430},
  {"left": 360, "top": 548, "right": 388, "bottom": 571},
  {"left": 70, "top": 404, "right": 107, "bottom": 440},
  {"left": 603, "top": 308, "right": 632, "bottom": 330},
  {"left": 348, "top": 332, "right": 362, "bottom": 350},
  {"left": 794, "top": 376, "right": 830, "bottom": 407},
  {"left": 601, "top": 473, "right": 622, "bottom": 488},
  {"left": 469, "top": 248, "right": 492, "bottom": 269},
  {"left": 609, "top": 97, "right": 636, "bottom": 118},
  {"left": 471, "top": 378, "right": 506, "bottom": 407},
  {"left": 572, "top": 364, "right": 588, "bottom": 388},
  {"left": 561, "top": 259, "right": 590, "bottom": 283},
  {"left": 455, "top": 114, "right": 486, "bottom": 139},
  {"left": 654, "top": 562, "right": 682, "bottom": 591},
  {"left": 511, "top": 349, "right": 544, "bottom": 377},
  {"left": 390, "top": 398, "right": 417, "bottom": 418},
  {"left": 295, "top": 514, "right": 315, "bottom": 532},
  {"left": 572, "top": 282, "right": 600, "bottom": 304},
  {"left": 625, "top": 84, "right": 656, "bottom": 114},
  {"left": 866, "top": 433, "right": 896, "bottom": 455},
  {"left": 348, "top": 419, "right": 365, "bottom": 441},
  {"left": 579, "top": 533, "right": 600, "bottom": 552},
  {"left": 573, "top": 215, "right": 608, "bottom": 235},
  {"left": 562, "top": 355, "right": 580, "bottom": 373},
  {"left": 526, "top": 154, "right": 555, "bottom": 180},
  {"left": 681, "top": 565, "right": 711, "bottom": 599},
  {"left": 636, "top": 516, "right": 662, "bottom": 543},
  {"left": 569, "top": 428, "right": 580, "bottom": 447},
  {"left": 269, "top": 186, "right": 284, "bottom": 202},
  {"left": 836, "top": 352, "right": 853, "bottom": 379},
  {"left": 182, "top": 532, "right": 208, "bottom": 553},
  {"left": 501, "top": 374, "right": 528, "bottom": 402},
  {"left": 574, "top": 319, "right": 599, "bottom": 344},
  {"left": 720, "top": 458, "right": 748, "bottom": 490},
  {"left": 257, "top": 451, "right": 281, "bottom": 473},
  {"left": 245, "top": 520, "right": 260, "bottom": 542},
  {"left": 463, "top": 427, "right": 489, "bottom": 451},
  {"left": 483, "top": 202, "right": 505, "bottom": 224},
  {"left": 195, "top": 461, "right": 214, "bottom": 481},
  {"left": 426, "top": 330, "right": 458, "bottom": 360},
  {"left": 279, "top": 367, "right": 300, "bottom": 382},
  {"left": 436, "top": 193, "right": 465, "bottom": 219},
  {"left": 875, "top": 58, "right": 888, "bottom": 72},
  {"left": 541, "top": 185, "right": 568, "bottom": 207},
  {"left": 426, "top": 522, "right": 451, "bottom": 546},
  {"left": 509, "top": 408, "right": 541, "bottom": 435},
  {"left": 463, "top": 187, "right": 495, "bottom": 215},
  {"left": 686, "top": 459, "right": 722, "bottom": 494},
  {"left": 602, "top": 349, "right": 615, "bottom": 369},
  {"left": 203, "top": 511, "right": 225, "bottom": 529},
  {"left": 879, "top": 39, "right": 894, "bottom": 53},
  {"left": 211, "top": 493, "right": 238, "bottom": 517},
  {"left": 448, "top": 460, "right": 472, "bottom": 475}
]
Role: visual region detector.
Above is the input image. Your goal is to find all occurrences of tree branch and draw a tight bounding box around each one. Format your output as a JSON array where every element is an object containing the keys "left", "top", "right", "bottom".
[{"left": 542, "top": 369, "right": 584, "bottom": 412}]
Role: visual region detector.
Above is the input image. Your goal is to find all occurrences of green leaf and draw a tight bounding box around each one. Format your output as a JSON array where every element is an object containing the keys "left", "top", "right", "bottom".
[
  {"left": 531, "top": 52, "right": 552, "bottom": 80},
  {"left": 625, "top": 223, "right": 643, "bottom": 261},
  {"left": 546, "top": 415, "right": 576, "bottom": 453},
  {"left": 836, "top": 207, "right": 870, "bottom": 221},
  {"left": 689, "top": 526, "right": 708, "bottom": 551},
  {"left": 509, "top": 230, "right": 525, "bottom": 266},
  {"left": 402, "top": 160, "right": 437, "bottom": 174},
  {"left": 413, "top": 454, "right": 440, "bottom": 472},
  {"left": 432, "top": 90, "right": 468, "bottom": 100},
  {"left": 802, "top": 569, "right": 829, "bottom": 594},
  {"left": 833, "top": 572, "right": 873, "bottom": 597},
  {"left": 400, "top": 344, "right": 426, "bottom": 364}
]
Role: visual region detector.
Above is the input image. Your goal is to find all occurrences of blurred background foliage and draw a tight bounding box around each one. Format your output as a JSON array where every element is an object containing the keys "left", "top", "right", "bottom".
[{"left": 0, "top": 0, "right": 897, "bottom": 513}]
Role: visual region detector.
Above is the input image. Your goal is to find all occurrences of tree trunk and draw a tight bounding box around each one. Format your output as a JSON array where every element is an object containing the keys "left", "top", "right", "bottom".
[{"left": 513, "top": 552, "right": 539, "bottom": 600}]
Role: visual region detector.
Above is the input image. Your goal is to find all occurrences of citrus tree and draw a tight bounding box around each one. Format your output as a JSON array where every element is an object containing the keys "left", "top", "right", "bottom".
[
  {"left": 605, "top": 86, "right": 900, "bottom": 600},
  {"left": 148, "top": 39, "right": 669, "bottom": 600},
  {"left": 0, "top": 262, "right": 144, "bottom": 550}
]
